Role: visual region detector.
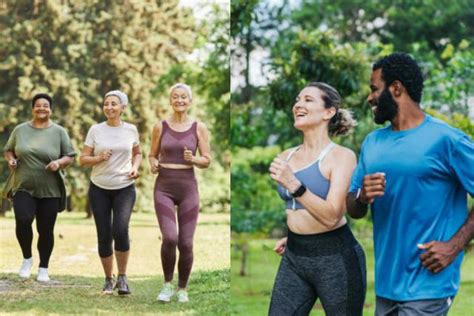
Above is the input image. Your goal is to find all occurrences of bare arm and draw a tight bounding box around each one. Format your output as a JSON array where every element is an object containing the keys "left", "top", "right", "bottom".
[
  {"left": 270, "top": 148, "right": 357, "bottom": 229},
  {"left": 346, "top": 173, "right": 386, "bottom": 219},
  {"left": 296, "top": 149, "right": 356, "bottom": 229},
  {"left": 419, "top": 205, "right": 474, "bottom": 273},
  {"left": 346, "top": 192, "right": 369, "bottom": 219},
  {"left": 148, "top": 122, "right": 162, "bottom": 174},
  {"left": 450, "top": 206, "right": 474, "bottom": 250},
  {"left": 128, "top": 144, "right": 142, "bottom": 179},
  {"left": 79, "top": 145, "right": 110, "bottom": 167},
  {"left": 191, "top": 122, "right": 211, "bottom": 169},
  {"left": 45, "top": 155, "right": 74, "bottom": 171}
]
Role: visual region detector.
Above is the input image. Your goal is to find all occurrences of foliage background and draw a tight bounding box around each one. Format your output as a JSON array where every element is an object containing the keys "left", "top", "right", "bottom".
[
  {"left": 231, "top": 0, "right": 473, "bottom": 244},
  {"left": 0, "top": 0, "right": 230, "bottom": 215},
  {"left": 231, "top": 0, "right": 473, "bottom": 314}
]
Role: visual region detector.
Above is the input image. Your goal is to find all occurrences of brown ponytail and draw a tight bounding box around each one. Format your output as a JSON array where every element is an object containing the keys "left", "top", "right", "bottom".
[{"left": 306, "top": 82, "right": 357, "bottom": 136}]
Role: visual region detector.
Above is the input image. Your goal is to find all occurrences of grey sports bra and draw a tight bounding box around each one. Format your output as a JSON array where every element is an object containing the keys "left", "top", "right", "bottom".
[{"left": 277, "top": 142, "right": 335, "bottom": 210}]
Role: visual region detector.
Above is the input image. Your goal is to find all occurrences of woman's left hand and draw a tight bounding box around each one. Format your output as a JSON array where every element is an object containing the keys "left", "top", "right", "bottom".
[
  {"left": 269, "top": 157, "right": 299, "bottom": 191},
  {"left": 183, "top": 147, "right": 195, "bottom": 163},
  {"left": 45, "top": 160, "right": 60, "bottom": 172},
  {"left": 128, "top": 167, "right": 139, "bottom": 179}
]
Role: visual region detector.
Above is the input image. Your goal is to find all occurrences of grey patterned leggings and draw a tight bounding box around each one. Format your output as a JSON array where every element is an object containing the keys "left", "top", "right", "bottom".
[{"left": 269, "top": 225, "right": 366, "bottom": 316}]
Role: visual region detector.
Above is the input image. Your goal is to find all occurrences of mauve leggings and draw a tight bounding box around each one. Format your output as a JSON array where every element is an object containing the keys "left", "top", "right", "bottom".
[{"left": 154, "top": 168, "right": 200, "bottom": 288}]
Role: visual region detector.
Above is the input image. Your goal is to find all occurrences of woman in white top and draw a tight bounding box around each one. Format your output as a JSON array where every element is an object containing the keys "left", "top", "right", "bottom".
[{"left": 79, "top": 90, "right": 142, "bottom": 295}]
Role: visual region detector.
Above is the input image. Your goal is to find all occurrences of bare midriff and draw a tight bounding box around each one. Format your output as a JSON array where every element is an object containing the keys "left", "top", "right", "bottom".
[
  {"left": 159, "top": 163, "right": 193, "bottom": 169},
  {"left": 286, "top": 208, "right": 347, "bottom": 234}
]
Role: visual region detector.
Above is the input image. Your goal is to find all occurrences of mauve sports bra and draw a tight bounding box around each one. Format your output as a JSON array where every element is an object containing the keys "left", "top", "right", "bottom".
[
  {"left": 277, "top": 142, "right": 335, "bottom": 210},
  {"left": 159, "top": 120, "right": 198, "bottom": 165}
]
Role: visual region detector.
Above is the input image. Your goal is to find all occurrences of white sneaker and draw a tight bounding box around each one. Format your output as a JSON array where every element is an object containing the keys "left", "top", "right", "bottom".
[
  {"left": 37, "top": 268, "right": 50, "bottom": 282},
  {"left": 19, "top": 257, "right": 33, "bottom": 279},
  {"left": 157, "top": 283, "right": 175, "bottom": 302},
  {"left": 176, "top": 289, "right": 189, "bottom": 303}
]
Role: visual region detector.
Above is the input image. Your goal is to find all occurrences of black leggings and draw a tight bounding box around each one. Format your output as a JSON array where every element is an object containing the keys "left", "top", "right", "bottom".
[
  {"left": 13, "top": 191, "right": 61, "bottom": 268},
  {"left": 269, "top": 225, "right": 367, "bottom": 316},
  {"left": 88, "top": 182, "right": 136, "bottom": 257}
]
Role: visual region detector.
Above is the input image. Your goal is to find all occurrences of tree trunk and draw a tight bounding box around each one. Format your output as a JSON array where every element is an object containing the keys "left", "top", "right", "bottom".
[
  {"left": 239, "top": 241, "right": 248, "bottom": 276},
  {"left": 242, "top": 27, "right": 252, "bottom": 103}
]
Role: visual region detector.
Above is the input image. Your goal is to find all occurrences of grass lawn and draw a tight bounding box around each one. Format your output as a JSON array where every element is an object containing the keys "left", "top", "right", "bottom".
[
  {"left": 0, "top": 211, "right": 230, "bottom": 315},
  {"left": 231, "top": 234, "right": 474, "bottom": 315}
]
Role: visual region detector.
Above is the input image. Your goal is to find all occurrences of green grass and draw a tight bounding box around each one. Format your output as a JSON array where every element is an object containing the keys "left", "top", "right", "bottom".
[
  {"left": 0, "top": 211, "right": 230, "bottom": 315},
  {"left": 231, "top": 236, "right": 474, "bottom": 315}
]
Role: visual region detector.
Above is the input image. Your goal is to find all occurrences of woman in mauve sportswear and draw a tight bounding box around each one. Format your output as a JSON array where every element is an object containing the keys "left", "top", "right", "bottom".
[{"left": 148, "top": 83, "right": 211, "bottom": 303}]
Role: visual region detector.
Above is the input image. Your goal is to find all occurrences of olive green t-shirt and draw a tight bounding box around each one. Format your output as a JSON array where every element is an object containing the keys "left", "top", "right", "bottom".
[{"left": 4, "top": 122, "right": 76, "bottom": 198}]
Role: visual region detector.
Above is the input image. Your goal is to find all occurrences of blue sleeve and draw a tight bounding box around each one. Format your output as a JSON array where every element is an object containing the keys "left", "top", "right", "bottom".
[
  {"left": 450, "top": 135, "right": 474, "bottom": 197},
  {"left": 349, "top": 141, "right": 367, "bottom": 193}
]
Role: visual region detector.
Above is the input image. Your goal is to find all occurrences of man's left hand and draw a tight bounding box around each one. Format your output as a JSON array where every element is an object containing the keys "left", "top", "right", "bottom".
[{"left": 418, "top": 241, "right": 460, "bottom": 274}]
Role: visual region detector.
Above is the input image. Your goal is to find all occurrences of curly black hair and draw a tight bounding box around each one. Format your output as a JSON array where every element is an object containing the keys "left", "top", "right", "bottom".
[
  {"left": 31, "top": 93, "right": 53, "bottom": 109},
  {"left": 373, "top": 52, "right": 424, "bottom": 103}
]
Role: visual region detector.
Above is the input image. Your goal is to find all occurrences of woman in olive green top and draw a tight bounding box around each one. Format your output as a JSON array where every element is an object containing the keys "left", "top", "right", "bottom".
[{"left": 3, "top": 93, "right": 75, "bottom": 282}]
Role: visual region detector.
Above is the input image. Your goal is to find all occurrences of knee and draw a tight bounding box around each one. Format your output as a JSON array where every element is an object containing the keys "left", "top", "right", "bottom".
[
  {"left": 113, "top": 229, "right": 130, "bottom": 252},
  {"left": 178, "top": 239, "right": 193, "bottom": 253},
  {"left": 15, "top": 214, "right": 34, "bottom": 227},
  {"left": 97, "top": 233, "right": 113, "bottom": 257},
  {"left": 162, "top": 235, "right": 178, "bottom": 249},
  {"left": 37, "top": 223, "right": 55, "bottom": 236},
  {"left": 98, "top": 242, "right": 113, "bottom": 257}
]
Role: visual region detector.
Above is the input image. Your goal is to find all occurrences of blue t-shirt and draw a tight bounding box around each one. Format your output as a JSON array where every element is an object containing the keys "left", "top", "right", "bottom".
[{"left": 350, "top": 114, "right": 474, "bottom": 301}]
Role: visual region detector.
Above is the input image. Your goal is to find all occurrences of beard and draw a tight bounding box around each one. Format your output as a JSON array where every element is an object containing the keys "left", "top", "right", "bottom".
[{"left": 373, "top": 87, "right": 398, "bottom": 124}]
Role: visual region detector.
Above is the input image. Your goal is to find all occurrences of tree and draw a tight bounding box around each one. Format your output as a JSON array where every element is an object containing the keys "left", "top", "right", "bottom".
[{"left": 0, "top": 0, "right": 197, "bottom": 213}]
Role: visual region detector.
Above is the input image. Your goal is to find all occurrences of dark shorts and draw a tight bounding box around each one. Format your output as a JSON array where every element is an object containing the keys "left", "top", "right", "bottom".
[{"left": 375, "top": 296, "right": 454, "bottom": 316}]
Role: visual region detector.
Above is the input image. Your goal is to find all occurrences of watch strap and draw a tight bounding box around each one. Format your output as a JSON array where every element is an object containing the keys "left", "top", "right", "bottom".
[{"left": 291, "top": 184, "right": 306, "bottom": 198}]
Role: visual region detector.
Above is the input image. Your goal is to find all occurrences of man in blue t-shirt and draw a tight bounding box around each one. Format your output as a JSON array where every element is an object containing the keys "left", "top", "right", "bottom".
[{"left": 347, "top": 52, "right": 474, "bottom": 315}]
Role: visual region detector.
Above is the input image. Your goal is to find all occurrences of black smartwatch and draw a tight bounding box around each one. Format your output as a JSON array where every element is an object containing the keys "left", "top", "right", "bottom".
[{"left": 291, "top": 184, "right": 307, "bottom": 198}]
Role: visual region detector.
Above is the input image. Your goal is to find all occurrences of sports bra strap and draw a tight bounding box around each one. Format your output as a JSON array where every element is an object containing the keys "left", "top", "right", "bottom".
[
  {"left": 285, "top": 142, "right": 335, "bottom": 164},
  {"left": 316, "top": 142, "right": 335, "bottom": 163},
  {"left": 285, "top": 146, "right": 301, "bottom": 162}
]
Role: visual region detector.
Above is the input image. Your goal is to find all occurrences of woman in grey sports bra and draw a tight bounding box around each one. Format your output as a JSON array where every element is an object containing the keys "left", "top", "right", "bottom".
[{"left": 268, "top": 82, "right": 366, "bottom": 316}]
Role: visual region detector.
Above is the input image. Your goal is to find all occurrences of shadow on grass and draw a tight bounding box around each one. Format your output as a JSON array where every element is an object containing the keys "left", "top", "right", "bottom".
[{"left": 0, "top": 269, "right": 229, "bottom": 315}]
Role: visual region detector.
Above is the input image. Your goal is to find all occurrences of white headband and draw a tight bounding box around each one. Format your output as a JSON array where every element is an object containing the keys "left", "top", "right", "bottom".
[
  {"left": 170, "top": 83, "right": 192, "bottom": 100},
  {"left": 105, "top": 90, "right": 128, "bottom": 106}
]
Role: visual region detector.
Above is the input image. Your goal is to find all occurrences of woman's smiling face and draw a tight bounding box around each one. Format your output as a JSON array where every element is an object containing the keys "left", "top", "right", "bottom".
[
  {"left": 170, "top": 87, "right": 191, "bottom": 113},
  {"left": 292, "top": 86, "right": 335, "bottom": 131},
  {"left": 103, "top": 95, "right": 123, "bottom": 120}
]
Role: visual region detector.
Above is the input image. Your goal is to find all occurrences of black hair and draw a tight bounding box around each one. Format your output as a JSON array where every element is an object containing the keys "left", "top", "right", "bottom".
[
  {"left": 373, "top": 52, "right": 424, "bottom": 103},
  {"left": 31, "top": 93, "right": 53, "bottom": 109}
]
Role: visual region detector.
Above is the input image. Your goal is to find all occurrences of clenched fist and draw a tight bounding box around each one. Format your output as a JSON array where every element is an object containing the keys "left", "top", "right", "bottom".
[
  {"left": 98, "top": 150, "right": 113, "bottom": 162},
  {"left": 183, "top": 146, "right": 194, "bottom": 163},
  {"left": 359, "top": 172, "right": 386, "bottom": 204}
]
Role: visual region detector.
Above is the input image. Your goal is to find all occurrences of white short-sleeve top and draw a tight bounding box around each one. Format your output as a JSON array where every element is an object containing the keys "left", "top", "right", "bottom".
[{"left": 85, "top": 121, "right": 140, "bottom": 190}]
